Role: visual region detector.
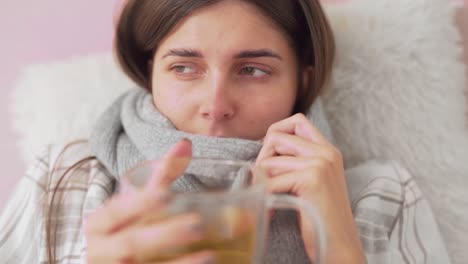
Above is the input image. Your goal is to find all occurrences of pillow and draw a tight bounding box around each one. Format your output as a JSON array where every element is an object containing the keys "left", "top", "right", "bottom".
[
  {"left": 322, "top": 0, "right": 468, "bottom": 263},
  {"left": 10, "top": 53, "right": 133, "bottom": 161},
  {"left": 9, "top": 0, "right": 467, "bottom": 263}
]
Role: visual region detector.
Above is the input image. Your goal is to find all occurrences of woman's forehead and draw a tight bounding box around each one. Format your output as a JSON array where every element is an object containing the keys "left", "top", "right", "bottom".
[{"left": 155, "top": 1, "right": 293, "bottom": 60}]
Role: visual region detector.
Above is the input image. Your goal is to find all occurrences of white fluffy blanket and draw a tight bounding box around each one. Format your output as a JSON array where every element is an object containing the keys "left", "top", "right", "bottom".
[{"left": 323, "top": 1, "right": 468, "bottom": 263}]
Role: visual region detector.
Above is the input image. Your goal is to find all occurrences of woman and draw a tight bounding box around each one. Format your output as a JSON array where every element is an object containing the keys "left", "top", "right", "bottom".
[{"left": 0, "top": 0, "right": 450, "bottom": 263}]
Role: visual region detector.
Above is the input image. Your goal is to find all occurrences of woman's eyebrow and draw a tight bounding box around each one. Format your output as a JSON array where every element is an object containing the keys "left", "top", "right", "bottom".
[
  {"left": 161, "top": 48, "right": 282, "bottom": 60},
  {"left": 162, "top": 49, "right": 203, "bottom": 59},
  {"left": 234, "top": 49, "right": 283, "bottom": 60}
]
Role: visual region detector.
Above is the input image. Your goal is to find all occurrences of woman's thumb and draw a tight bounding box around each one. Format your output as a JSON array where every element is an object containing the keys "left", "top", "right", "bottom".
[{"left": 146, "top": 139, "right": 192, "bottom": 190}]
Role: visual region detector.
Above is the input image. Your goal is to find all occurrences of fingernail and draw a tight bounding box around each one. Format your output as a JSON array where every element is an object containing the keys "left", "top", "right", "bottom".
[
  {"left": 172, "top": 139, "right": 192, "bottom": 157},
  {"left": 181, "top": 137, "right": 192, "bottom": 143}
]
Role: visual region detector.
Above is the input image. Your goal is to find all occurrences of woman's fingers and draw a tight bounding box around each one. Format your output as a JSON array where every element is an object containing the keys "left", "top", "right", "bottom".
[
  {"left": 257, "top": 114, "right": 336, "bottom": 163},
  {"left": 147, "top": 139, "right": 193, "bottom": 189},
  {"left": 258, "top": 156, "right": 312, "bottom": 177},
  {"left": 87, "top": 213, "right": 207, "bottom": 263},
  {"left": 265, "top": 160, "right": 333, "bottom": 196},
  {"left": 266, "top": 113, "right": 329, "bottom": 145},
  {"left": 84, "top": 191, "right": 168, "bottom": 235},
  {"left": 130, "top": 213, "right": 206, "bottom": 262},
  {"left": 258, "top": 132, "right": 309, "bottom": 159},
  {"left": 86, "top": 140, "right": 219, "bottom": 264},
  {"left": 92, "top": 139, "right": 192, "bottom": 236},
  {"left": 257, "top": 131, "right": 340, "bottom": 164}
]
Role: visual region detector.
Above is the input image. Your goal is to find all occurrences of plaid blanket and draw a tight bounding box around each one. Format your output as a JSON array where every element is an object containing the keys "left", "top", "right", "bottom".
[{"left": 0, "top": 143, "right": 451, "bottom": 263}]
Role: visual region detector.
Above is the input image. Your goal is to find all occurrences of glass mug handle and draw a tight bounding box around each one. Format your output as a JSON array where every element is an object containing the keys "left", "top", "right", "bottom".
[{"left": 266, "top": 194, "right": 326, "bottom": 264}]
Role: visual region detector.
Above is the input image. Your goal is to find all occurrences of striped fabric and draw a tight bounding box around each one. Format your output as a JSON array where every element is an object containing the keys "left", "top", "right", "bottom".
[{"left": 0, "top": 143, "right": 451, "bottom": 264}]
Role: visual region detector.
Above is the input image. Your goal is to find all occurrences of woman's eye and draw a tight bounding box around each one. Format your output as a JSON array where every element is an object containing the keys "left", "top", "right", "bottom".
[
  {"left": 173, "top": 65, "right": 196, "bottom": 74},
  {"left": 239, "top": 67, "right": 269, "bottom": 77}
]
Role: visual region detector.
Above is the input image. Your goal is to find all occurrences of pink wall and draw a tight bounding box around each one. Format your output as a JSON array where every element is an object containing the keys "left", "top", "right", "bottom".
[
  {"left": 0, "top": 0, "right": 467, "bottom": 210},
  {"left": 0, "top": 0, "right": 120, "bottom": 209}
]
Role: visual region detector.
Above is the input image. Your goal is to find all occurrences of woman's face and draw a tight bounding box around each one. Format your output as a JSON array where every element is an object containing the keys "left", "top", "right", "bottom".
[{"left": 151, "top": 0, "right": 299, "bottom": 140}]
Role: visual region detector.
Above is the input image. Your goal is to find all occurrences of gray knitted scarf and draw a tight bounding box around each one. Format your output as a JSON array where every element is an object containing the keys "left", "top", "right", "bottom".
[{"left": 90, "top": 88, "right": 334, "bottom": 263}]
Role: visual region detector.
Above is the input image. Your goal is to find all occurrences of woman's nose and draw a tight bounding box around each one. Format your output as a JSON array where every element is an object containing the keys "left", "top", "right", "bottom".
[{"left": 199, "top": 78, "right": 235, "bottom": 121}]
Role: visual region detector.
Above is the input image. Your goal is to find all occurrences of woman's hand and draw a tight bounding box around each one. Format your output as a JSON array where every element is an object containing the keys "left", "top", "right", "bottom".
[
  {"left": 256, "top": 114, "right": 366, "bottom": 264},
  {"left": 84, "top": 140, "right": 216, "bottom": 264}
]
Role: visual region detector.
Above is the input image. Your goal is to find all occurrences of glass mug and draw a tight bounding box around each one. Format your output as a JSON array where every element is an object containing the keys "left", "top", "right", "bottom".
[{"left": 121, "top": 158, "right": 325, "bottom": 264}]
